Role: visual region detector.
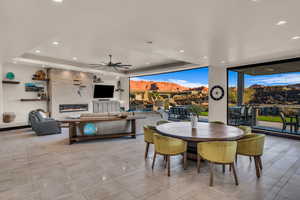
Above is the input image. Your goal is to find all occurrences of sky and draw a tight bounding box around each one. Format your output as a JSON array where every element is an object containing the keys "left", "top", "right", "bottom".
[
  {"left": 131, "top": 67, "right": 209, "bottom": 88},
  {"left": 229, "top": 71, "right": 300, "bottom": 87},
  {"left": 130, "top": 67, "right": 300, "bottom": 88}
]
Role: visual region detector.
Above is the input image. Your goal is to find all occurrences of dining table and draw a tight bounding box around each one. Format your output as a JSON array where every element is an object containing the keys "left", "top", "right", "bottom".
[{"left": 156, "top": 122, "right": 245, "bottom": 160}]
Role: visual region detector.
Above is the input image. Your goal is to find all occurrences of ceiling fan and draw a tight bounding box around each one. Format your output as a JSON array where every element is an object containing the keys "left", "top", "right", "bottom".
[{"left": 89, "top": 54, "right": 132, "bottom": 71}]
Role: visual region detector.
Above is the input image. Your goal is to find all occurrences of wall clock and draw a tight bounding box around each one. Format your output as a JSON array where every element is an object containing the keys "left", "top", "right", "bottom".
[{"left": 210, "top": 85, "right": 225, "bottom": 101}]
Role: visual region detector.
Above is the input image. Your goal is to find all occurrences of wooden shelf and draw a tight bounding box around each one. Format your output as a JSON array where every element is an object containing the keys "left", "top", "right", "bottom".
[
  {"left": 32, "top": 78, "right": 49, "bottom": 82},
  {"left": 2, "top": 80, "right": 21, "bottom": 84},
  {"left": 20, "top": 98, "right": 49, "bottom": 102}
]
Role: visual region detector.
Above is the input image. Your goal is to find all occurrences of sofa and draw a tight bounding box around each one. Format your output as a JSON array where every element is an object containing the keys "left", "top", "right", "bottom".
[{"left": 77, "top": 112, "right": 133, "bottom": 136}]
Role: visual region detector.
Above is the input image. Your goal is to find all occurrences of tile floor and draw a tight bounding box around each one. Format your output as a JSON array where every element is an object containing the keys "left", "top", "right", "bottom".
[{"left": 0, "top": 128, "right": 300, "bottom": 200}]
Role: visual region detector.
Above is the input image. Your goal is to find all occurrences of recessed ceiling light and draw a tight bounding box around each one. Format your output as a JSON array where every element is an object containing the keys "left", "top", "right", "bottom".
[
  {"left": 35, "top": 50, "right": 41, "bottom": 53},
  {"left": 203, "top": 56, "right": 208, "bottom": 59},
  {"left": 52, "top": 41, "right": 60, "bottom": 45},
  {"left": 12, "top": 60, "right": 17, "bottom": 64},
  {"left": 251, "top": 0, "right": 259, "bottom": 2},
  {"left": 52, "top": 0, "right": 63, "bottom": 3},
  {"left": 72, "top": 57, "right": 78, "bottom": 61},
  {"left": 146, "top": 62, "right": 151, "bottom": 65},
  {"left": 291, "top": 36, "right": 300, "bottom": 40},
  {"left": 221, "top": 60, "right": 226, "bottom": 64},
  {"left": 179, "top": 50, "right": 185, "bottom": 53},
  {"left": 276, "top": 20, "right": 287, "bottom": 26}
]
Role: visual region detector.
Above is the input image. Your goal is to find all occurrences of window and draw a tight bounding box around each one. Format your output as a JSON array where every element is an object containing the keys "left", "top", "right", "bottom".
[{"left": 130, "top": 67, "right": 209, "bottom": 121}]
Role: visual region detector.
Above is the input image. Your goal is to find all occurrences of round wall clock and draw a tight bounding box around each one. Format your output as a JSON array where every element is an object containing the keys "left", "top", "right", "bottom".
[{"left": 210, "top": 85, "right": 225, "bottom": 101}]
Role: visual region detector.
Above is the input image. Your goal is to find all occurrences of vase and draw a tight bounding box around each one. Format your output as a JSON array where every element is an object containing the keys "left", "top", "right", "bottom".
[
  {"left": 3, "top": 112, "right": 16, "bottom": 123},
  {"left": 191, "top": 115, "right": 198, "bottom": 129}
]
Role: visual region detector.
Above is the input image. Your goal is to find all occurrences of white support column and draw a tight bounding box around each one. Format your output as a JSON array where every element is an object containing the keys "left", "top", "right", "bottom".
[
  {"left": 0, "top": 62, "right": 3, "bottom": 124},
  {"left": 120, "top": 76, "right": 130, "bottom": 110},
  {"left": 208, "top": 66, "right": 228, "bottom": 123}
]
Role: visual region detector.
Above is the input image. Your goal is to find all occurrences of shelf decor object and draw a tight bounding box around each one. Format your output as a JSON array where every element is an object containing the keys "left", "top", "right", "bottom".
[
  {"left": 115, "top": 80, "right": 124, "bottom": 92},
  {"left": 5, "top": 72, "right": 15, "bottom": 80},
  {"left": 72, "top": 73, "right": 87, "bottom": 96},
  {"left": 25, "top": 82, "right": 44, "bottom": 92},
  {"left": 32, "top": 70, "right": 47, "bottom": 81},
  {"left": 2, "top": 80, "right": 20, "bottom": 84},
  {"left": 93, "top": 75, "right": 103, "bottom": 83},
  {"left": 3, "top": 112, "right": 16, "bottom": 123}
]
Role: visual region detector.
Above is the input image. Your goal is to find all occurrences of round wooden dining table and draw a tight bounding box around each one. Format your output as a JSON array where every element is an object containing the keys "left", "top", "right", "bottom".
[{"left": 156, "top": 122, "right": 245, "bottom": 159}]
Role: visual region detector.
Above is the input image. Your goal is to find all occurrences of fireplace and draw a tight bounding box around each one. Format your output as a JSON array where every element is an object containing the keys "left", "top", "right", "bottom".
[{"left": 59, "top": 104, "right": 89, "bottom": 113}]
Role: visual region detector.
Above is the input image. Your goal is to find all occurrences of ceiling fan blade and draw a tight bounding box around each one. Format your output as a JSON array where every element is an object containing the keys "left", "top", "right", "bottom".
[
  {"left": 88, "top": 63, "right": 107, "bottom": 66},
  {"left": 90, "top": 66, "right": 106, "bottom": 69},
  {"left": 114, "top": 62, "right": 122, "bottom": 65}
]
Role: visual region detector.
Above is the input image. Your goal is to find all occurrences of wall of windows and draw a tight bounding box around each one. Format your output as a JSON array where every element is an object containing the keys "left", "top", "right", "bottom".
[
  {"left": 129, "top": 67, "right": 209, "bottom": 121},
  {"left": 228, "top": 62, "right": 300, "bottom": 135}
]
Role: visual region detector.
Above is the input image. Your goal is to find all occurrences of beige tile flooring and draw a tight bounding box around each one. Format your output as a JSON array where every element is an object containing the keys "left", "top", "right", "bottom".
[{"left": 0, "top": 128, "right": 300, "bottom": 200}]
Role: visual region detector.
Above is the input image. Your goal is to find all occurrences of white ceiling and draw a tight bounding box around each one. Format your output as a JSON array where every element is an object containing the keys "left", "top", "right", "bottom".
[{"left": 1, "top": 0, "right": 300, "bottom": 75}]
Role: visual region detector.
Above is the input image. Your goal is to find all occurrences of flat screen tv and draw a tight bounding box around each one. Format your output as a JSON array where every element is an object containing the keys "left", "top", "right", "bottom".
[{"left": 93, "top": 85, "right": 114, "bottom": 98}]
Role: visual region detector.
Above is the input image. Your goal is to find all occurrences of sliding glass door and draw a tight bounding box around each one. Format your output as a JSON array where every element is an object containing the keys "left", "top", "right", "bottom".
[
  {"left": 228, "top": 59, "right": 300, "bottom": 136},
  {"left": 129, "top": 67, "right": 209, "bottom": 122}
]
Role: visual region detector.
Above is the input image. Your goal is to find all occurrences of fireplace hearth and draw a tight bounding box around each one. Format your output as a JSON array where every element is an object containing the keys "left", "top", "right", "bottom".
[{"left": 59, "top": 104, "right": 88, "bottom": 113}]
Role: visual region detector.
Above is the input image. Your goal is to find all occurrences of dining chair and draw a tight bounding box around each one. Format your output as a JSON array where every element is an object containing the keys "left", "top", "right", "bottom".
[
  {"left": 238, "top": 125, "right": 252, "bottom": 135},
  {"left": 236, "top": 134, "right": 265, "bottom": 178},
  {"left": 279, "top": 111, "right": 297, "bottom": 133},
  {"left": 156, "top": 120, "right": 170, "bottom": 126},
  {"left": 143, "top": 125, "right": 156, "bottom": 159},
  {"left": 152, "top": 133, "right": 187, "bottom": 176},
  {"left": 197, "top": 141, "right": 238, "bottom": 186},
  {"left": 210, "top": 121, "right": 228, "bottom": 172},
  {"left": 237, "top": 125, "right": 253, "bottom": 163}
]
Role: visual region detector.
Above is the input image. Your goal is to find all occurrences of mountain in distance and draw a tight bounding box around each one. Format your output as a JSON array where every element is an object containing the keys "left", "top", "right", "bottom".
[{"left": 130, "top": 80, "right": 208, "bottom": 92}]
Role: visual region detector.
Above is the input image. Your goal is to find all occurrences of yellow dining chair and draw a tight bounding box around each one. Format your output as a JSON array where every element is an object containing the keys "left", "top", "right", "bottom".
[
  {"left": 236, "top": 134, "right": 265, "bottom": 178},
  {"left": 152, "top": 133, "right": 187, "bottom": 176},
  {"left": 143, "top": 125, "right": 156, "bottom": 159},
  {"left": 210, "top": 121, "right": 227, "bottom": 172},
  {"left": 238, "top": 125, "right": 253, "bottom": 162},
  {"left": 156, "top": 120, "right": 170, "bottom": 126},
  {"left": 238, "top": 125, "right": 252, "bottom": 135},
  {"left": 197, "top": 141, "right": 238, "bottom": 186}
]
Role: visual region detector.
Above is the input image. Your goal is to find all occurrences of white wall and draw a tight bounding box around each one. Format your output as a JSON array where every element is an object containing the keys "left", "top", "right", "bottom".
[
  {"left": 1, "top": 63, "right": 47, "bottom": 127},
  {"left": 0, "top": 62, "right": 3, "bottom": 124},
  {"left": 208, "top": 66, "right": 227, "bottom": 123},
  {"left": 49, "top": 69, "right": 93, "bottom": 118},
  {"left": 49, "top": 69, "right": 129, "bottom": 119}
]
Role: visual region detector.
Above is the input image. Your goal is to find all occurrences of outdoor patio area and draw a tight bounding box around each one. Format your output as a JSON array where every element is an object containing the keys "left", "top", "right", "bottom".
[{"left": 255, "top": 121, "right": 300, "bottom": 135}]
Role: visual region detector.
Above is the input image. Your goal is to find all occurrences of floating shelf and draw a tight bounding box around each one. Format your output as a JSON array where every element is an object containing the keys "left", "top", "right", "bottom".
[
  {"left": 2, "top": 80, "right": 21, "bottom": 84},
  {"left": 32, "top": 78, "right": 49, "bottom": 82},
  {"left": 20, "top": 98, "right": 49, "bottom": 102}
]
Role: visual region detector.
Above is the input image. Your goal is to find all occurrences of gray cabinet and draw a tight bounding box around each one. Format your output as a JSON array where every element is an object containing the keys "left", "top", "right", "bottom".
[{"left": 93, "top": 101, "right": 120, "bottom": 113}]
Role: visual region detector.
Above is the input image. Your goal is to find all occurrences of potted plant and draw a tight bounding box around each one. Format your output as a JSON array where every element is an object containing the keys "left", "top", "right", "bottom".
[{"left": 187, "top": 105, "right": 205, "bottom": 128}]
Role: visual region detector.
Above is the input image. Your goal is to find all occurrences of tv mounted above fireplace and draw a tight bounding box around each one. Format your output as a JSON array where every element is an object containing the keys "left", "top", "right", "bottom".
[{"left": 93, "top": 85, "right": 114, "bottom": 98}]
